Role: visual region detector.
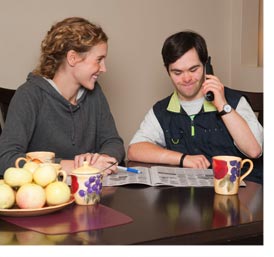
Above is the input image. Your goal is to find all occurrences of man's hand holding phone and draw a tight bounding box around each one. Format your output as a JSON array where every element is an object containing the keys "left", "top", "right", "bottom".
[{"left": 204, "top": 56, "right": 214, "bottom": 101}]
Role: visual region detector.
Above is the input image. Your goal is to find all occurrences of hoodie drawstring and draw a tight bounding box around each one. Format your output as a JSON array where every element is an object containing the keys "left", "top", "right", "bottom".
[{"left": 69, "top": 104, "right": 80, "bottom": 145}]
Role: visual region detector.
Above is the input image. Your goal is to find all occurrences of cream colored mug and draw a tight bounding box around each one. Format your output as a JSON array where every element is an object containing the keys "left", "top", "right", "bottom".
[
  {"left": 26, "top": 151, "right": 55, "bottom": 163},
  {"left": 212, "top": 155, "right": 253, "bottom": 195},
  {"left": 15, "top": 151, "right": 55, "bottom": 170}
]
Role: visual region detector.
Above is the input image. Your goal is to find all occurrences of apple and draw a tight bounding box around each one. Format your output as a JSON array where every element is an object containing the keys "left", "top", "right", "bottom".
[
  {"left": 45, "top": 181, "right": 71, "bottom": 206},
  {"left": 23, "top": 161, "right": 40, "bottom": 173},
  {"left": 4, "top": 167, "right": 32, "bottom": 187},
  {"left": 0, "top": 183, "right": 15, "bottom": 209},
  {"left": 16, "top": 183, "right": 46, "bottom": 209},
  {"left": 33, "top": 164, "right": 57, "bottom": 187}
]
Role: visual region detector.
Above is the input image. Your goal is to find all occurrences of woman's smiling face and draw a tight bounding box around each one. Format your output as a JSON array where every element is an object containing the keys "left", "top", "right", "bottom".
[{"left": 72, "top": 42, "right": 108, "bottom": 90}]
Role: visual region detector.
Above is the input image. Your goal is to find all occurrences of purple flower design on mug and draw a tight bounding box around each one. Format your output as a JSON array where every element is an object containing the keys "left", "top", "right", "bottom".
[
  {"left": 229, "top": 160, "right": 241, "bottom": 183},
  {"left": 78, "top": 174, "right": 102, "bottom": 204}
]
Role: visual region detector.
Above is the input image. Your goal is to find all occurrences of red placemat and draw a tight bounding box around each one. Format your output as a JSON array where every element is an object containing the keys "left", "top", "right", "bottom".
[{"left": 1, "top": 204, "right": 133, "bottom": 235}]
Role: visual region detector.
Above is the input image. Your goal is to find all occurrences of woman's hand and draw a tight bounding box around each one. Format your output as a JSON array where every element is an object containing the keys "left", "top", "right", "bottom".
[{"left": 74, "top": 153, "right": 118, "bottom": 175}]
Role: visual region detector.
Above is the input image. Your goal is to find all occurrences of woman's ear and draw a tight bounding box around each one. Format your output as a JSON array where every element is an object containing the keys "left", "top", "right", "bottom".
[{"left": 66, "top": 50, "right": 79, "bottom": 66}]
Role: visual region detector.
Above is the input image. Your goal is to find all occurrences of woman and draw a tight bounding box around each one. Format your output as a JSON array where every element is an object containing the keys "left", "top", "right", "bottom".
[{"left": 0, "top": 17, "right": 125, "bottom": 176}]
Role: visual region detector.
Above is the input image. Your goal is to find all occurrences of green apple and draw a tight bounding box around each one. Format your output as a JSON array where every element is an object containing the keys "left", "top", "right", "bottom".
[
  {"left": 33, "top": 164, "right": 57, "bottom": 187},
  {"left": 0, "top": 183, "right": 15, "bottom": 209},
  {"left": 4, "top": 167, "right": 32, "bottom": 188},
  {"left": 45, "top": 181, "right": 71, "bottom": 206}
]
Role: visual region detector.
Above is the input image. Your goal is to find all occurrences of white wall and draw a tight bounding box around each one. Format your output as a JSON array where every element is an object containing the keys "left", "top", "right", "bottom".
[{"left": 0, "top": 0, "right": 263, "bottom": 154}]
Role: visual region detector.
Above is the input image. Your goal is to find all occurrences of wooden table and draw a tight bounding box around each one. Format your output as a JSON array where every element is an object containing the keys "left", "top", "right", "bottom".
[{"left": 0, "top": 165, "right": 263, "bottom": 245}]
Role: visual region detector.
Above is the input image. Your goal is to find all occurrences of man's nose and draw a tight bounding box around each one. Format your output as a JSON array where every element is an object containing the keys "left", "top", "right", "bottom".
[{"left": 182, "top": 71, "right": 192, "bottom": 82}]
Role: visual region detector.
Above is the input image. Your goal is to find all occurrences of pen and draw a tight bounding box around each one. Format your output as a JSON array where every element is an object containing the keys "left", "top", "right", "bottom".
[
  {"left": 100, "top": 161, "right": 118, "bottom": 172},
  {"left": 118, "top": 166, "right": 142, "bottom": 174}
]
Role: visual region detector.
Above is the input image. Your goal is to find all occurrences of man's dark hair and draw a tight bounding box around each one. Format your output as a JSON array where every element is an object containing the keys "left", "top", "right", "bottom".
[{"left": 161, "top": 30, "right": 208, "bottom": 72}]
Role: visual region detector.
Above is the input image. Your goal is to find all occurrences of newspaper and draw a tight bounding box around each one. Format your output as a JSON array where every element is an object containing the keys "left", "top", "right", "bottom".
[
  {"left": 103, "top": 166, "right": 247, "bottom": 187},
  {"left": 103, "top": 166, "right": 218, "bottom": 187}
]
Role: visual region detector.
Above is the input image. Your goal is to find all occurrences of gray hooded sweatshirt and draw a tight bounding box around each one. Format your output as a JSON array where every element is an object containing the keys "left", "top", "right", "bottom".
[{"left": 0, "top": 73, "right": 125, "bottom": 175}]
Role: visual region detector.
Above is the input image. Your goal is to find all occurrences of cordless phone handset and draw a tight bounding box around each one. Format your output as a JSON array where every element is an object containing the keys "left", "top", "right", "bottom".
[{"left": 205, "top": 56, "right": 214, "bottom": 101}]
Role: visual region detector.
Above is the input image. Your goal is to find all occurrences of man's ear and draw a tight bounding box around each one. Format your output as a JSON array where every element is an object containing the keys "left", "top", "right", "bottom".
[{"left": 66, "top": 50, "right": 79, "bottom": 66}]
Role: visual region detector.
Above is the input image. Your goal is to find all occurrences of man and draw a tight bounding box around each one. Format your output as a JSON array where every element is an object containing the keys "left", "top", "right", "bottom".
[{"left": 127, "top": 31, "right": 263, "bottom": 183}]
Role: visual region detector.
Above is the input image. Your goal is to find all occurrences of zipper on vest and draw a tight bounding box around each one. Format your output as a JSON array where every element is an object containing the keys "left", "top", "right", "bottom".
[{"left": 190, "top": 115, "right": 195, "bottom": 136}]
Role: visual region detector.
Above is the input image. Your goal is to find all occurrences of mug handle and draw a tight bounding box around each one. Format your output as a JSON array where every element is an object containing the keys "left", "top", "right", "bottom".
[
  {"left": 239, "top": 159, "right": 254, "bottom": 182},
  {"left": 56, "top": 170, "right": 67, "bottom": 183},
  {"left": 15, "top": 157, "right": 28, "bottom": 168}
]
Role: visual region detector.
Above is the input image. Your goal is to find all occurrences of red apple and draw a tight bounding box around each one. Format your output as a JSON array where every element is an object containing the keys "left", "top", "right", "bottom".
[{"left": 16, "top": 183, "right": 46, "bottom": 209}]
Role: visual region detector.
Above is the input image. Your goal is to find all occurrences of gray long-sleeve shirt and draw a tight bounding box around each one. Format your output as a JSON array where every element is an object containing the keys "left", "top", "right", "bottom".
[{"left": 0, "top": 73, "right": 125, "bottom": 175}]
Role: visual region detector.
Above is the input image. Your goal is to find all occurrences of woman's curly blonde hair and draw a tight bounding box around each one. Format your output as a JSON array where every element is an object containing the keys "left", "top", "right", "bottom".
[{"left": 33, "top": 17, "right": 108, "bottom": 79}]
